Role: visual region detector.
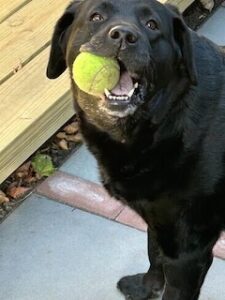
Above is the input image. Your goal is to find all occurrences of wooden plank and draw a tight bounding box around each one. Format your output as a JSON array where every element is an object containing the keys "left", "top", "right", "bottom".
[
  {"left": 161, "top": 0, "right": 194, "bottom": 12},
  {"left": 0, "top": 0, "right": 70, "bottom": 84},
  {"left": 0, "top": 0, "right": 192, "bottom": 84},
  {"left": 0, "top": 48, "right": 74, "bottom": 183},
  {"left": 0, "top": 0, "right": 32, "bottom": 23}
]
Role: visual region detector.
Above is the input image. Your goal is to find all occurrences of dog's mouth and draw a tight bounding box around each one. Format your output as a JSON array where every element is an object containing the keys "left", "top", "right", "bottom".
[{"left": 100, "top": 61, "right": 146, "bottom": 116}]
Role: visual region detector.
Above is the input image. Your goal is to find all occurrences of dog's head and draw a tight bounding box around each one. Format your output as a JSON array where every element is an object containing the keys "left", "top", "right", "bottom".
[{"left": 47, "top": 0, "right": 197, "bottom": 123}]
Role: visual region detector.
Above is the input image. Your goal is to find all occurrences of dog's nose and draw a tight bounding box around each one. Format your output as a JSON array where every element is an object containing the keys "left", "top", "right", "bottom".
[{"left": 108, "top": 25, "right": 138, "bottom": 46}]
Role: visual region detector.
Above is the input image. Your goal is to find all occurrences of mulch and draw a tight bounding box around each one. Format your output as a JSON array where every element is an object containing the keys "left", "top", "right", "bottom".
[{"left": 0, "top": 116, "right": 83, "bottom": 222}]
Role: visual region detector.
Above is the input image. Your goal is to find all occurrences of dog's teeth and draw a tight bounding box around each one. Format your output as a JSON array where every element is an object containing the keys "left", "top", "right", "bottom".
[
  {"left": 126, "top": 83, "right": 138, "bottom": 98},
  {"left": 104, "top": 88, "right": 111, "bottom": 97},
  {"left": 128, "top": 88, "right": 135, "bottom": 98},
  {"left": 107, "top": 94, "right": 130, "bottom": 102}
]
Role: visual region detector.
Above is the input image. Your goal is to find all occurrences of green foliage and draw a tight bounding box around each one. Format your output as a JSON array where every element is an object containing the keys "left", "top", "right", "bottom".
[{"left": 32, "top": 154, "right": 55, "bottom": 177}]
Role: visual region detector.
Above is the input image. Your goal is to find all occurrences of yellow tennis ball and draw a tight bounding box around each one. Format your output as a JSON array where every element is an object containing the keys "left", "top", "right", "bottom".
[{"left": 72, "top": 52, "right": 120, "bottom": 95}]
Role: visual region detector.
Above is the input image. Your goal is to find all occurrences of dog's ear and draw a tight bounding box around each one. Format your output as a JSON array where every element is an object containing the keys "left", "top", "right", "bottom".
[
  {"left": 47, "top": 1, "right": 82, "bottom": 79},
  {"left": 167, "top": 5, "right": 197, "bottom": 85}
]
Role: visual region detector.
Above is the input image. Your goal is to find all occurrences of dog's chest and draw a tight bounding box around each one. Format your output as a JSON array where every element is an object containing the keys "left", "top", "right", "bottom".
[
  {"left": 99, "top": 138, "right": 183, "bottom": 204},
  {"left": 82, "top": 117, "right": 189, "bottom": 204}
]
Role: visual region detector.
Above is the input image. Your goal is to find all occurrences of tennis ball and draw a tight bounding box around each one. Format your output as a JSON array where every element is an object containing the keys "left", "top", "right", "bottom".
[{"left": 72, "top": 52, "right": 120, "bottom": 95}]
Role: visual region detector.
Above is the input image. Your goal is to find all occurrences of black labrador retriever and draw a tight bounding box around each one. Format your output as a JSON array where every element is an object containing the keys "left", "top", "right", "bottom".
[{"left": 47, "top": 0, "right": 225, "bottom": 299}]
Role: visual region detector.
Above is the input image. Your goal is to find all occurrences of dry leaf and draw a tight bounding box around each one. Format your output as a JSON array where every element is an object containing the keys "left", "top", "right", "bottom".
[
  {"left": 7, "top": 182, "right": 17, "bottom": 190},
  {"left": 63, "top": 122, "right": 79, "bottom": 134},
  {"left": 65, "top": 135, "right": 77, "bottom": 142},
  {"left": 24, "top": 176, "right": 38, "bottom": 184},
  {"left": 0, "top": 190, "right": 9, "bottom": 204},
  {"left": 0, "top": 194, "right": 9, "bottom": 204},
  {"left": 58, "top": 139, "right": 69, "bottom": 150},
  {"left": 56, "top": 132, "right": 67, "bottom": 139},
  {"left": 66, "top": 133, "right": 83, "bottom": 143},
  {"left": 35, "top": 173, "right": 42, "bottom": 180},
  {"left": 7, "top": 186, "right": 30, "bottom": 199},
  {"left": 15, "top": 161, "right": 32, "bottom": 179},
  {"left": 16, "top": 162, "right": 31, "bottom": 173},
  {"left": 0, "top": 190, "right": 6, "bottom": 196}
]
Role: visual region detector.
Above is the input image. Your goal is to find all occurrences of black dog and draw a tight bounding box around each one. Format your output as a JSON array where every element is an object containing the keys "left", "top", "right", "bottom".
[{"left": 47, "top": 0, "right": 225, "bottom": 299}]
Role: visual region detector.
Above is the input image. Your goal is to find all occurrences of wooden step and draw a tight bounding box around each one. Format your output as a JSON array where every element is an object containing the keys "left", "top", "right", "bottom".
[
  {"left": 0, "top": 47, "right": 73, "bottom": 183},
  {"left": 162, "top": 0, "right": 194, "bottom": 12}
]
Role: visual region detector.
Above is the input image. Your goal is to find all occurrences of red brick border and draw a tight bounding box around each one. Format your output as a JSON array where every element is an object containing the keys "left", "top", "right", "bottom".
[
  {"left": 36, "top": 171, "right": 147, "bottom": 231},
  {"left": 36, "top": 171, "right": 225, "bottom": 258}
]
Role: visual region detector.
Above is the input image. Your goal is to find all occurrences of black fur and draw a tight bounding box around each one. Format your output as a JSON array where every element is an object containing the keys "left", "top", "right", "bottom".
[{"left": 47, "top": 1, "right": 225, "bottom": 299}]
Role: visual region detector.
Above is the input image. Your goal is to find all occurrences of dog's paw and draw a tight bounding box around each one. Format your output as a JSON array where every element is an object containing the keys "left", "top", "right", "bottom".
[{"left": 117, "top": 273, "right": 163, "bottom": 300}]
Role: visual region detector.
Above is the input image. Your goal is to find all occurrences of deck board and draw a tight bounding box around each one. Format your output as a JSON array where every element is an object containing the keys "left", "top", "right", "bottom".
[
  {"left": 165, "top": 0, "right": 193, "bottom": 12},
  {"left": 0, "top": 48, "right": 73, "bottom": 183},
  {"left": 0, "top": 0, "right": 70, "bottom": 84},
  {"left": 0, "top": 0, "right": 32, "bottom": 23}
]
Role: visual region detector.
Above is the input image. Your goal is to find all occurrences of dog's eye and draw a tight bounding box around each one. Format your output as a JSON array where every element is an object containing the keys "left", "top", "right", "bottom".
[
  {"left": 90, "top": 13, "right": 104, "bottom": 22},
  {"left": 146, "top": 20, "right": 158, "bottom": 30}
]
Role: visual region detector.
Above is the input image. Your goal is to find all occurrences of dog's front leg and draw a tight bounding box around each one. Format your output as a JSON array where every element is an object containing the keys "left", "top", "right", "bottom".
[
  {"left": 117, "top": 227, "right": 165, "bottom": 299},
  {"left": 162, "top": 249, "right": 213, "bottom": 300}
]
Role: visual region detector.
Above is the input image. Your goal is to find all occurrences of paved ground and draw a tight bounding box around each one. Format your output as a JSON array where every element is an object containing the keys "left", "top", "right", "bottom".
[
  {"left": 0, "top": 195, "right": 225, "bottom": 300},
  {"left": 1, "top": 5, "right": 225, "bottom": 300},
  {"left": 0, "top": 195, "right": 147, "bottom": 300}
]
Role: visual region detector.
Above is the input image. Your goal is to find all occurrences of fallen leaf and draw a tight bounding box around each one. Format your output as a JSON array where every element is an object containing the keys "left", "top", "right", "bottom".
[
  {"left": 0, "top": 190, "right": 6, "bottom": 196},
  {"left": 58, "top": 139, "right": 69, "bottom": 150},
  {"left": 16, "top": 161, "right": 31, "bottom": 173},
  {"left": 7, "top": 182, "right": 17, "bottom": 191},
  {"left": 66, "top": 133, "right": 83, "bottom": 143},
  {"left": 0, "top": 190, "right": 9, "bottom": 204},
  {"left": 15, "top": 161, "right": 32, "bottom": 179},
  {"left": 63, "top": 122, "right": 79, "bottom": 134},
  {"left": 32, "top": 154, "right": 55, "bottom": 177},
  {"left": 7, "top": 186, "right": 30, "bottom": 199},
  {"left": 0, "top": 194, "right": 9, "bottom": 204},
  {"left": 39, "top": 146, "right": 50, "bottom": 153},
  {"left": 24, "top": 176, "right": 38, "bottom": 184},
  {"left": 35, "top": 172, "right": 42, "bottom": 180},
  {"left": 56, "top": 132, "right": 67, "bottom": 139}
]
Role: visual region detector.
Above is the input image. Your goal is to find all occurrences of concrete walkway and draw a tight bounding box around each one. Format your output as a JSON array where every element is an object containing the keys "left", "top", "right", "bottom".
[
  {"left": 1, "top": 195, "right": 225, "bottom": 300},
  {"left": 0, "top": 195, "right": 147, "bottom": 300},
  {"left": 1, "top": 5, "right": 225, "bottom": 300}
]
